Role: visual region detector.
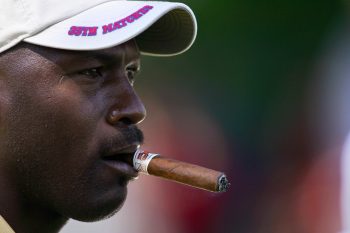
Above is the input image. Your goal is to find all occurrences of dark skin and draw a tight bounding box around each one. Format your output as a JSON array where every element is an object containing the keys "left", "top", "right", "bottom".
[{"left": 0, "top": 40, "right": 146, "bottom": 233}]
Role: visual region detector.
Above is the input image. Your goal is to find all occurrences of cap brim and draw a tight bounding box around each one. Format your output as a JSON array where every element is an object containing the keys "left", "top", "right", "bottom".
[{"left": 23, "top": 1, "right": 197, "bottom": 56}]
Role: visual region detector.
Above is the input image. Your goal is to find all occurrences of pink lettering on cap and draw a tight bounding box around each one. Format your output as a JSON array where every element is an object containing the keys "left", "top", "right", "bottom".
[{"left": 67, "top": 5, "right": 154, "bottom": 37}]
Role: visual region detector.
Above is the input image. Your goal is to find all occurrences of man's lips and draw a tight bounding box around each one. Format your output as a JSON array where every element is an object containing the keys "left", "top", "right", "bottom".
[{"left": 101, "top": 144, "right": 139, "bottom": 179}]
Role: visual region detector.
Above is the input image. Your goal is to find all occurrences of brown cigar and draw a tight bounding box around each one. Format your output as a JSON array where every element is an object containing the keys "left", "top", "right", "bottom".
[{"left": 133, "top": 150, "right": 230, "bottom": 193}]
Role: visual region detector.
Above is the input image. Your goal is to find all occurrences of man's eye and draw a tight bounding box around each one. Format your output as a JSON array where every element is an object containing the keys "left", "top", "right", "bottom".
[{"left": 78, "top": 67, "right": 103, "bottom": 78}]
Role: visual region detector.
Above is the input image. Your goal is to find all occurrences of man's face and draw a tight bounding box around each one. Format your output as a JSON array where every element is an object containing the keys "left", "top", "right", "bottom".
[{"left": 0, "top": 40, "right": 146, "bottom": 221}]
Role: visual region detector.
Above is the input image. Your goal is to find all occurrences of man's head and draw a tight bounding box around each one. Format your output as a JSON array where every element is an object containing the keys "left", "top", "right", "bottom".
[
  {"left": 0, "top": 40, "right": 145, "bottom": 221},
  {"left": 0, "top": 0, "right": 196, "bottom": 226}
]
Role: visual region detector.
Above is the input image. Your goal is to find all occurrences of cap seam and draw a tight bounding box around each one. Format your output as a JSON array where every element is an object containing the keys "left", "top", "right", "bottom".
[{"left": 0, "top": 34, "right": 30, "bottom": 53}]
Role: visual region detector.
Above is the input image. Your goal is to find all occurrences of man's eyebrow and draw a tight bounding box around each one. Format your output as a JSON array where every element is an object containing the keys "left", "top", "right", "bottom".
[
  {"left": 87, "top": 50, "right": 140, "bottom": 66},
  {"left": 86, "top": 51, "right": 124, "bottom": 63}
]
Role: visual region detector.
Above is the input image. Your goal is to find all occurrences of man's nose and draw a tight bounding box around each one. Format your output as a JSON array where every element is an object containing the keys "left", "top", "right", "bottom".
[{"left": 106, "top": 82, "right": 146, "bottom": 126}]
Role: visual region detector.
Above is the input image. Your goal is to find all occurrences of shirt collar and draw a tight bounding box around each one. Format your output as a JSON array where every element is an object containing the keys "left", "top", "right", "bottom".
[{"left": 0, "top": 216, "right": 15, "bottom": 233}]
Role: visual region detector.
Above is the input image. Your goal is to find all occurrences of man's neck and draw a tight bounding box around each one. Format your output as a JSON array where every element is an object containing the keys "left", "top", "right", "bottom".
[{"left": 0, "top": 171, "right": 68, "bottom": 233}]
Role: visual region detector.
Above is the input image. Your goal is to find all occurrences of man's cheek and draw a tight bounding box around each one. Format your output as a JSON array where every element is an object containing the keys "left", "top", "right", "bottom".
[{"left": 54, "top": 81, "right": 103, "bottom": 119}]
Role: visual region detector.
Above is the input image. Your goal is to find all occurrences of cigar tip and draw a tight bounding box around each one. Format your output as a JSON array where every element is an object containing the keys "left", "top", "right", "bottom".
[{"left": 217, "top": 174, "right": 230, "bottom": 193}]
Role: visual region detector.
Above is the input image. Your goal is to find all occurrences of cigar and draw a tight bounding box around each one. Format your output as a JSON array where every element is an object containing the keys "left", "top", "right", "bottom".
[{"left": 133, "top": 150, "right": 230, "bottom": 193}]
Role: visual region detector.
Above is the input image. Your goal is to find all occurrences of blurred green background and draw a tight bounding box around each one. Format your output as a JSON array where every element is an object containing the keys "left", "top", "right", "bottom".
[
  {"left": 137, "top": 0, "right": 344, "bottom": 232},
  {"left": 140, "top": 0, "right": 342, "bottom": 152}
]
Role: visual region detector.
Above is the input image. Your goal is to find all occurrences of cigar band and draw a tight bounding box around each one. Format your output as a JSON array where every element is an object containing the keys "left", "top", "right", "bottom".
[{"left": 133, "top": 150, "right": 159, "bottom": 174}]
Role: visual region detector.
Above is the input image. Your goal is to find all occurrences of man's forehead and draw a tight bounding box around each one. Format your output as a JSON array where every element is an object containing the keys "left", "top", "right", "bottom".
[{"left": 16, "top": 40, "right": 140, "bottom": 65}]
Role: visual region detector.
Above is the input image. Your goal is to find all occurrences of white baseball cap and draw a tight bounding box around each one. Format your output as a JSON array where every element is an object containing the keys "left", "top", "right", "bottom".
[{"left": 0, "top": 0, "right": 197, "bottom": 56}]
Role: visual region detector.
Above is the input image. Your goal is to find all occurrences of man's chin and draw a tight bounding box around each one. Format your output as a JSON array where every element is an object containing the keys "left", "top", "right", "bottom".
[
  {"left": 72, "top": 206, "right": 123, "bottom": 223},
  {"left": 64, "top": 190, "right": 127, "bottom": 222}
]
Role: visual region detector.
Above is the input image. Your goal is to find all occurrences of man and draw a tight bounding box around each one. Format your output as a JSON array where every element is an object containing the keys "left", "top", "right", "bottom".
[{"left": 0, "top": 0, "right": 197, "bottom": 232}]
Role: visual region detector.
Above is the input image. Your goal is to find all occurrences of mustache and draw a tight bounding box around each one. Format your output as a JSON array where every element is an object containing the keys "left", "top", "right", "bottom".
[{"left": 99, "top": 126, "right": 144, "bottom": 155}]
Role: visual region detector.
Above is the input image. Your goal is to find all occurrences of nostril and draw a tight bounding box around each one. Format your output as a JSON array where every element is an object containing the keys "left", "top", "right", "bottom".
[
  {"left": 119, "top": 117, "right": 133, "bottom": 125},
  {"left": 106, "top": 108, "right": 145, "bottom": 126}
]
